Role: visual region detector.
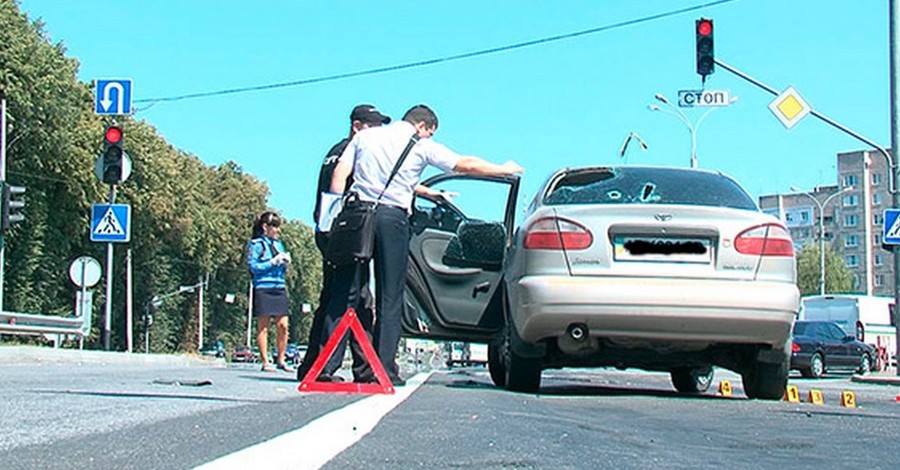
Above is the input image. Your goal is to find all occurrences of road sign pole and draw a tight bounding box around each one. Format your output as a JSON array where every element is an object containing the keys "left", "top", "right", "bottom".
[
  {"left": 0, "top": 94, "right": 6, "bottom": 313},
  {"left": 103, "top": 185, "right": 116, "bottom": 350},
  {"left": 890, "top": 0, "right": 900, "bottom": 376}
]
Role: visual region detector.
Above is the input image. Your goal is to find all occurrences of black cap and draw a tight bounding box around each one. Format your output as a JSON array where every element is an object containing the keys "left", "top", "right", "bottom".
[{"left": 350, "top": 104, "right": 391, "bottom": 125}]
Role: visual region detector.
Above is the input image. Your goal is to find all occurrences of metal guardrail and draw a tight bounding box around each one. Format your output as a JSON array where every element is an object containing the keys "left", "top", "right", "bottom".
[{"left": 0, "top": 311, "right": 91, "bottom": 339}]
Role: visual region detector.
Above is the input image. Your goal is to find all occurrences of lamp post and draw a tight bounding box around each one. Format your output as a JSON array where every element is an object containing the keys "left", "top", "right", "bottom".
[
  {"left": 648, "top": 93, "right": 735, "bottom": 169},
  {"left": 618, "top": 131, "right": 648, "bottom": 163},
  {"left": 143, "top": 280, "right": 206, "bottom": 353},
  {"left": 790, "top": 185, "right": 854, "bottom": 295}
]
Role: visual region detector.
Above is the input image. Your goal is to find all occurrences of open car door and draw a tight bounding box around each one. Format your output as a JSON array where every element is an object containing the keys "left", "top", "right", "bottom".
[{"left": 402, "top": 173, "right": 519, "bottom": 343}]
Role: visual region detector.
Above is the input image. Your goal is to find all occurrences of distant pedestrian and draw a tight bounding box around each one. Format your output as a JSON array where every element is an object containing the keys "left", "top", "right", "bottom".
[
  {"left": 327, "top": 104, "right": 523, "bottom": 385},
  {"left": 247, "top": 211, "right": 293, "bottom": 373},
  {"left": 298, "top": 104, "right": 390, "bottom": 383}
]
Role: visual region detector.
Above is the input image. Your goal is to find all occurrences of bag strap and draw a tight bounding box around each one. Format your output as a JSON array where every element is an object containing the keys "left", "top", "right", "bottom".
[{"left": 375, "top": 134, "right": 421, "bottom": 204}]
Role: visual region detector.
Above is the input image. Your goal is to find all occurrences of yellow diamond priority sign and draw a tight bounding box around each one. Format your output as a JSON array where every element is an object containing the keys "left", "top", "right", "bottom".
[{"left": 768, "top": 86, "right": 811, "bottom": 129}]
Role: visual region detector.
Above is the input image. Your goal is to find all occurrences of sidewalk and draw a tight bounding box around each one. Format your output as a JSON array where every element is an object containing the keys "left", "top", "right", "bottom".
[
  {"left": 0, "top": 345, "right": 222, "bottom": 367},
  {"left": 851, "top": 368, "right": 900, "bottom": 386}
]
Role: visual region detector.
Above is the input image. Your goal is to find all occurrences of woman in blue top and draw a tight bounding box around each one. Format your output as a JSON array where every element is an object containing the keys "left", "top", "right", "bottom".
[{"left": 247, "top": 211, "right": 293, "bottom": 372}]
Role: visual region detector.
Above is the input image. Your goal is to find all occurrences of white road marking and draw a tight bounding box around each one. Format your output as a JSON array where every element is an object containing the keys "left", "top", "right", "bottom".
[{"left": 194, "top": 371, "right": 432, "bottom": 470}]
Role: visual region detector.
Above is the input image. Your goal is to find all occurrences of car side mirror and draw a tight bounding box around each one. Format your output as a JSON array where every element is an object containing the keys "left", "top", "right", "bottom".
[{"left": 843, "top": 335, "right": 855, "bottom": 342}]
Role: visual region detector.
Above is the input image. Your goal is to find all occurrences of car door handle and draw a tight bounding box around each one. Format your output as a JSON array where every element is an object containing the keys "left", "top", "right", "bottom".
[{"left": 472, "top": 281, "right": 491, "bottom": 298}]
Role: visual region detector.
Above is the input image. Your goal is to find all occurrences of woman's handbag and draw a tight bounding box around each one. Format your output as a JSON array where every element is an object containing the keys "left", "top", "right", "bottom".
[{"left": 324, "top": 134, "right": 420, "bottom": 266}]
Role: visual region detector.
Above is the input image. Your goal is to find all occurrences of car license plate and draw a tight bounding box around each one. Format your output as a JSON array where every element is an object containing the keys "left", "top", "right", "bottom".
[{"left": 613, "top": 236, "right": 712, "bottom": 263}]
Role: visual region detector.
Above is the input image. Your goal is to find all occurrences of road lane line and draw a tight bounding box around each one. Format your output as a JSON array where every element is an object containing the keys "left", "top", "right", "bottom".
[{"left": 194, "top": 371, "right": 432, "bottom": 470}]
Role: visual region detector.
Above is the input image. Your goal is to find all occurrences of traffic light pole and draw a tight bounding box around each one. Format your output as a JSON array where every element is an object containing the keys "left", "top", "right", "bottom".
[
  {"left": 716, "top": 38, "right": 900, "bottom": 373},
  {"left": 0, "top": 94, "right": 7, "bottom": 313},
  {"left": 103, "top": 185, "right": 115, "bottom": 350},
  {"left": 890, "top": 0, "right": 900, "bottom": 376}
]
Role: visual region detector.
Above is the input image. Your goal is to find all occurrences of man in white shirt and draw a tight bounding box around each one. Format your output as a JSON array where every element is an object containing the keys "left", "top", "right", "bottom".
[{"left": 326, "top": 104, "right": 523, "bottom": 385}]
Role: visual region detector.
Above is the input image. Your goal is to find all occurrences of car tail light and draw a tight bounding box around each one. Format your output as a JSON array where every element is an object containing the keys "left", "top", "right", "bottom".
[
  {"left": 734, "top": 223, "right": 794, "bottom": 256},
  {"left": 523, "top": 217, "right": 592, "bottom": 250},
  {"left": 791, "top": 341, "right": 800, "bottom": 352}
]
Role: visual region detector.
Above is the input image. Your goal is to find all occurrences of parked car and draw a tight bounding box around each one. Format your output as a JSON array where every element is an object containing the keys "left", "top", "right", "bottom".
[
  {"left": 273, "top": 343, "right": 305, "bottom": 365},
  {"left": 401, "top": 166, "right": 799, "bottom": 399},
  {"left": 231, "top": 346, "right": 259, "bottom": 363},
  {"left": 200, "top": 340, "right": 225, "bottom": 358},
  {"left": 790, "top": 320, "right": 878, "bottom": 378}
]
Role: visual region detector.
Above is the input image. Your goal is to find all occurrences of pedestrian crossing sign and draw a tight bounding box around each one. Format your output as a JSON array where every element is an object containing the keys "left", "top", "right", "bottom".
[
  {"left": 883, "top": 209, "right": 900, "bottom": 245},
  {"left": 90, "top": 203, "right": 131, "bottom": 243}
]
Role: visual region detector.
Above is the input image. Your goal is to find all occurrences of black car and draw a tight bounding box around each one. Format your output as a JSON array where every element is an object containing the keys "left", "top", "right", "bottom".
[{"left": 790, "top": 321, "right": 877, "bottom": 378}]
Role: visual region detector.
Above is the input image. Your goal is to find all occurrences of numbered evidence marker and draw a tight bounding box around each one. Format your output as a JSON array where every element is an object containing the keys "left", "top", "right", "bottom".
[
  {"left": 840, "top": 390, "right": 857, "bottom": 408},
  {"left": 807, "top": 389, "right": 825, "bottom": 405},
  {"left": 784, "top": 384, "right": 801, "bottom": 403},
  {"left": 718, "top": 380, "right": 732, "bottom": 397}
]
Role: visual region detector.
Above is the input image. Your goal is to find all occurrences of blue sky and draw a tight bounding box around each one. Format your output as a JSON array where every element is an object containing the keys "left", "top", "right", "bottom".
[{"left": 15, "top": 0, "right": 890, "bottom": 224}]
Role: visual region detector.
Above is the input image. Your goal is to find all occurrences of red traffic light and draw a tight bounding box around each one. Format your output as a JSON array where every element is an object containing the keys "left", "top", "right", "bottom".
[
  {"left": 104, "top": 126, "right": 122, "bottom": 144},
  {"left": 697, "top": 19, "right": 713, "bottom": 36}
]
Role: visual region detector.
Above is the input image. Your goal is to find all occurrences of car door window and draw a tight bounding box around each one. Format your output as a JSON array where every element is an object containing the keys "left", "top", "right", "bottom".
[
  {"left": 826, "top": 323, "right": 848, "bottom": 340},
  {"left": 413, "top": 179, "right": 512, "bottom": 271}
]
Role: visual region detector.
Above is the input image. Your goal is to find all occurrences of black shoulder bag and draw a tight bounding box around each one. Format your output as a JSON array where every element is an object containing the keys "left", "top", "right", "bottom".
[{"left": 324, "top": 134, "right": 420, "bottom": 266}]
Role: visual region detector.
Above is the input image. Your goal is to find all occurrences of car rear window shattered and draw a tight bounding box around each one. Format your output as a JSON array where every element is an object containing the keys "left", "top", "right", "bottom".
[{"left": 544, "top": 167, "right": 757, "bottom": 210}]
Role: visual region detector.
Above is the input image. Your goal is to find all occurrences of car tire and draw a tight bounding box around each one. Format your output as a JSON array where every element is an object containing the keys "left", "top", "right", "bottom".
[
  {"left": 488, "top": 342, "right": 506, "bottom": 387},
  {"left": 804, "top": 352, "right": 825, "bottom": 378},
  {"left": 742, "top": 358, "right": 789, "bottom": 400},
  {"left": 670, "top": 366, "right": 714, "bottom": 393},
  {"left": 499, "top": 316, "right": 541, "bottom": 393},
  {"left": 857, "top": 354, "right": 871, "bottom": 375}
]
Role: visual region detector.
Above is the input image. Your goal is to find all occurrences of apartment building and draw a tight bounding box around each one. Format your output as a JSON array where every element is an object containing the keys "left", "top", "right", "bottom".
[{"left": 758, "top": 150, "right": 895, "bottom": 296}]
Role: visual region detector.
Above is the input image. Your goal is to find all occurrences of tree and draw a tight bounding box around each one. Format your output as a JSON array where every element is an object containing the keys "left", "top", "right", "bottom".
[
  {"left": 0, "top": 2, "right": 322, "bottom": 353},
  {"left": 795, "top": 243, "right": 853, "bottom": 295}
]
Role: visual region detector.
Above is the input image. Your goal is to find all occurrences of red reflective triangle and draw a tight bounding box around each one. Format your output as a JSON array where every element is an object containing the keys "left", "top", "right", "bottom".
[{"left": 298, "top": 308, "right": 394, "bottom": 395}]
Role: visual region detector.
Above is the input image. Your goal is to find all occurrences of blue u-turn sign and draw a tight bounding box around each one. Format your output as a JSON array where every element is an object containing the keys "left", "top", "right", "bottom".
[{"left": 95, "top": 79, "right": 133, "bottom": 115}]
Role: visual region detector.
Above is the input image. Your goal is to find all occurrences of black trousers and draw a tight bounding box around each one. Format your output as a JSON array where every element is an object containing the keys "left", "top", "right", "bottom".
[
  {"left": 321, "top": 205, "right": 409, "bottom": 381},
  {"left": 298, "top": 231, "right": 373, "bottom": 381}
]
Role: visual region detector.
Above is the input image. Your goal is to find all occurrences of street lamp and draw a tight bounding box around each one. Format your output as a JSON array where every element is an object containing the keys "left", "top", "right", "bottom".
[
  {"left": 648, "top": 93, "right": 736, "bottom": 169},
  {"left": 790, "top": 185, "right": 854, "bottom": 295},
  {"left": 619, "top": 131, "right": 648, "bottom": 163},
  {"left": 143, "top": 280, "right": 206, "bottom": 354}
]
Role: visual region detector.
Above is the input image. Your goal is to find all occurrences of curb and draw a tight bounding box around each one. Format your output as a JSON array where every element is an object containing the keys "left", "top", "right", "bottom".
[
  {"left": 850, "top": 373, "right": 900, "bottom": 386},
  {"left": 0, "top": 345, "right": 223, "bottom": 367}
]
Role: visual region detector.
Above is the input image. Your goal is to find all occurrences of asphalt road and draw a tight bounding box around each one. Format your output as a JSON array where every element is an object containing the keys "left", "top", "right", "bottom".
[{"left": 2, "top": 346, "right": 899, "bottom": 469}]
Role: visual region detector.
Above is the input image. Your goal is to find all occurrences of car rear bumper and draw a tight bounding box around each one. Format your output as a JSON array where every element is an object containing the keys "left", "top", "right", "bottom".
[{"left": 510, "top": 275, "right": 799, "bottom": 347}]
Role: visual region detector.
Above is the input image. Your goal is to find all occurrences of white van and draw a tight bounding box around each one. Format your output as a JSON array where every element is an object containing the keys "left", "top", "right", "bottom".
[{"left": 800, "top": 295, "right": 896, "bottom": 366}]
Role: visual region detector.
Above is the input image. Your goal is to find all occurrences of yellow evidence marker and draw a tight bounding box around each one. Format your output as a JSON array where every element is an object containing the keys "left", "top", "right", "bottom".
[
  {"left": 784, "top": 384, "right": 800, "bottom": 403},
  {"left": 718, "top": 380, "right": 732, "bottom": 397},
  {"left": 807, "top": 389, "right": 825, "bottom": 405},
  {"left": 840, "top": 390, "right": 857, "bottom": 408}
]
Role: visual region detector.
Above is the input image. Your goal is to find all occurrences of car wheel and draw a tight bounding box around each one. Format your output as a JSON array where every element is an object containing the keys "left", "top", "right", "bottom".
[
  {"left": 857, "top": 354, "right": 871, "bottom": 375},
  {"left": 488, "top": 342, "right": 506, "bottom": 387},
  {"left": 742, "top": 358, "right": 789, "bottom": 400},
  {"left": 670, "top": 366, "right": 714, "bottom": 394},
  {"left": 807, "top": 353, "right": 824, "bottom": 378},
  {"left": 500, "top": 317, "right": 541, "bottom": 393}
]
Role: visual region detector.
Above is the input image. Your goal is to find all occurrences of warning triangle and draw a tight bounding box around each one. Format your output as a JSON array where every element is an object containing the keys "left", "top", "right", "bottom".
[
  {"left": 298, "top": 308, "right": 394, "bottom": 394},
  {"left": 95, "top": 207, "right": 125, "bottom": 235}
]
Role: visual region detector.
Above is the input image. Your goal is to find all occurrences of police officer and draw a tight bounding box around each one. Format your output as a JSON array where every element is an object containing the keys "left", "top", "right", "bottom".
[
  {"left": 298, "top": 104, "right": 390, "bottom": 383},
  {"left": 328, "top": 104, "right": 523, "bottom": 385}
]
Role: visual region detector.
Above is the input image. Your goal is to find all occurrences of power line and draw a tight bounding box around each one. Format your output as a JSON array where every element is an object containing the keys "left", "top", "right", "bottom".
[{"left": 134, "top": 0, "right": 736, "bottom": 107}]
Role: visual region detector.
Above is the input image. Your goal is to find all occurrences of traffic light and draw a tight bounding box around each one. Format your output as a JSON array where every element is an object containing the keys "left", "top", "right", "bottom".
[
  {"left": 101, "top": 125, "right": 124, "bottom": 184},
  {"left": 1, "top": 182, "right": 26, "bottom": 232},
  {"left": 696, "top": 18, "right": 714, "bottom": 80}
]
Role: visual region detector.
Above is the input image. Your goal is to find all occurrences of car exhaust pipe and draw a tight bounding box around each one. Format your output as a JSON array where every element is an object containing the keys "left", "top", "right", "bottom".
[
  {"left": 558, "top": 323, "right": 598, "bottom": 355},
  {"left": 568, "top": 323, "right": 587, "bottom": 341}
]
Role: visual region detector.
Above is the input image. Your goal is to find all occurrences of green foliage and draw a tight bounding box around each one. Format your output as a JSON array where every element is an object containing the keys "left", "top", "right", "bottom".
[
  {"left": 795, "top": 242, "right": 853, "bottom": 296},
  {"left": 0, "top": 2, "right": 322, "bottom": 352}
]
